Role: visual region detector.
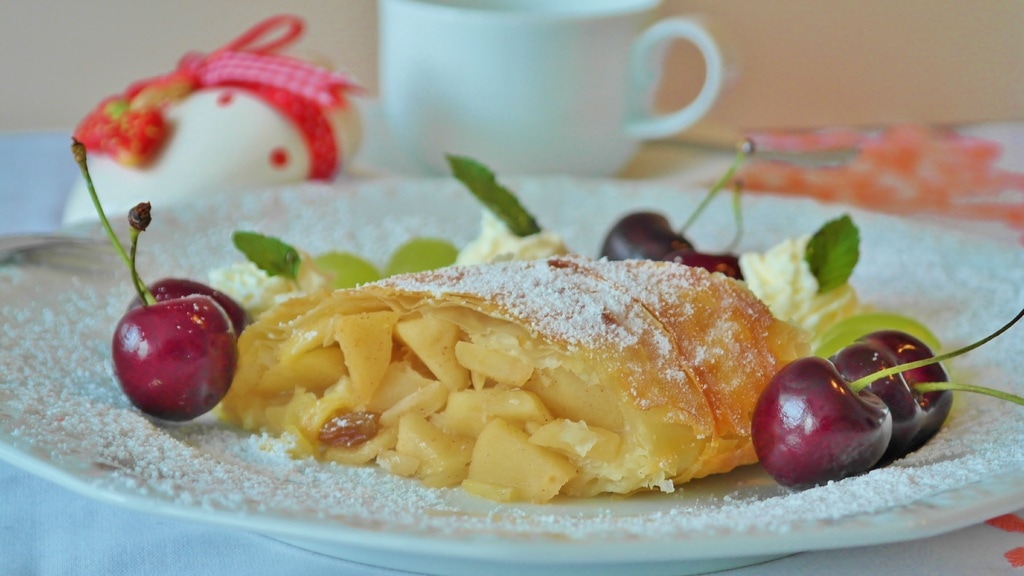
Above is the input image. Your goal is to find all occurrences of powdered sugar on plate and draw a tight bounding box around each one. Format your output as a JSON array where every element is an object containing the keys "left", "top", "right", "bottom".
[{"left": 2, "top": 178, "right": 1024, "bottom": 574}]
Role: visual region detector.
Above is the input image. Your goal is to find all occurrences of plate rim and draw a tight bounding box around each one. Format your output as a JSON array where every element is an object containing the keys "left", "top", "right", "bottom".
[{"left": 3, "top": 434, "right": 1024, "bottom": 566}]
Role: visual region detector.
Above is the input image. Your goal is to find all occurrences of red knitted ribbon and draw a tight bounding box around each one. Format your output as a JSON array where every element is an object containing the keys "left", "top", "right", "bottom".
[
  {"left": 238, "top": 82, "right": 339, "bottom": 181},
  {"left": 129, "top": 14, "right": 358, "bottom": 179}
]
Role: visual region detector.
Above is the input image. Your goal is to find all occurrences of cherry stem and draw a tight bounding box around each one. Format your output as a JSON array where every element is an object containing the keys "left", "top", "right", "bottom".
[
  {"left": 70, "top": 139, "right": 156, "bottom": 305},
  {"left": 678, "top": 138, "right": 753, "bottom": 237},
  {"left": 913, "top": 381, "right": 1024, "bottom": 407},
  {"left": 848, "top": 305, "right": 1024, "bottom": 393},
  {"left": 127, "top": 228, "right": 155, "bottom": 305}
]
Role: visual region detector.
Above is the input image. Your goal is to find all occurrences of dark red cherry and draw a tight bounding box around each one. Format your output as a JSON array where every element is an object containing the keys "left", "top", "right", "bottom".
[
  {"left": 751, "top": 356, "right": 892, "bottom": 489},
  {"left": 600, "top": 211, "right": 693, "bottom": 260},
  {"left": 860, "top": 330, "right": 952, "bottom": 451},
  {"left": 831, "top": 342, "right": 922, "bottom": 464},
  {"left": 129, "top": 277, "right": 249, "bottom": 335},
  {"left": 663, "top": 249, "right": 743, "bottom": 279},
  {"left": 112, "top": 294, "right": 238, "bottom": 421}
]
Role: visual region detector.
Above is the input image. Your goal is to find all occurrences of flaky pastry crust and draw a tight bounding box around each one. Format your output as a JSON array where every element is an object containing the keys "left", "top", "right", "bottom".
[{"left": 217, "top": 256, "right": 806, "bottom": 502}]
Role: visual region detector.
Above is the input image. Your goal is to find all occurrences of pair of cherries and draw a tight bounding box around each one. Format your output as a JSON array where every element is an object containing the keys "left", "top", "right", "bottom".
[
  {"left": 599, "top": 140, "right": 750, "bottom": 278},
  {"left": 599, "top": 211, "right": 742, "bottom": 279},
  {"left": 753, "top": 305, "right": 1024, "bottom": 490},
  {"left": 73, "top": 140, "right": 247, "bottom": 422},
  {"left": 752, "top": 330, "right": 950, "bottom": 489}
]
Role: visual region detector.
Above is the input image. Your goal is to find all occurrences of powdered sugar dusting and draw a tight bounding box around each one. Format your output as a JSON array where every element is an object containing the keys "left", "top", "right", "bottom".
[
  {"left": 379, "top": 256, "right": 643, "bottom": 352},
  {"left": 3, "top": 179, "right": 1024, "bottom": 566}
]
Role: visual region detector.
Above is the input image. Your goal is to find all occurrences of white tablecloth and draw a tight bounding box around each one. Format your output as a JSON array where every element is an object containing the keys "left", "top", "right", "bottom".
[{"left": 2, "top": 130, "right": 1024, "bottom": 576}]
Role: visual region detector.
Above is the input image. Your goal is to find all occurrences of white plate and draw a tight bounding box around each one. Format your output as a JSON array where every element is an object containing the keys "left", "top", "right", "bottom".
[{"left": 2, "top": 178, "right": 1024, "bottom": 576}]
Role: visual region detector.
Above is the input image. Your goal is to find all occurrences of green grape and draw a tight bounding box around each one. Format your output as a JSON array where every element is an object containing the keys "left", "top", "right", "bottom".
[
  {"left": 314, "top": 251, "right": 382, "bottom": 289},
  {"left": 385, "top": 237, "right": 459, "bottom": 277},
  {"left": 814, "top": 311, "right": 942, "bottom": 358}
]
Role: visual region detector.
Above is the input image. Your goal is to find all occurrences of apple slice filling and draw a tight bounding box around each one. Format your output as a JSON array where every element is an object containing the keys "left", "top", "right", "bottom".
[{"left": 218, "top": 303, "right": 708, "bottom": 503}]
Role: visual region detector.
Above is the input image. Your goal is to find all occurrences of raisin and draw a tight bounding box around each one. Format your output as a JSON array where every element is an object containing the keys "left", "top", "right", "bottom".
[{"left": 318, "top": 410, "right": 381, "bottom": 448}]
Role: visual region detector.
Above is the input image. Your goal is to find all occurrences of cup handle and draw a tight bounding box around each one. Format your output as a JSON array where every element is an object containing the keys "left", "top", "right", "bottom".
[{"left": 625, "top": 17, "right": 724, "bottom": 139}]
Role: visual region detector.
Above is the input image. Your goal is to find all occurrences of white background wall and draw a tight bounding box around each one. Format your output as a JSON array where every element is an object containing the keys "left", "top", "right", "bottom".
[{"left": 1, "top": 1, "right": 1021, "bottom": 138}]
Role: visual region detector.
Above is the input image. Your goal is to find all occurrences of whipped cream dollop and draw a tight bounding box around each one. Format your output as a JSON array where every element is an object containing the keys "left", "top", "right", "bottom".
[
  {"left": 456, "top": 211, "right": 569, "bottom": 265},
  {"left": 739, "top": 235, "right": 862, "bottom": 338},
  {"left": 208, "top": 251, "right": 332, "bottom": 318}
]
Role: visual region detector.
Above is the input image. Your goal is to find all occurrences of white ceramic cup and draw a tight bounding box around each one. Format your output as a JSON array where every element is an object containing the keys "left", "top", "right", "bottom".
[{"left": 379, "top": 0, "right": 724, "bottom": 176}]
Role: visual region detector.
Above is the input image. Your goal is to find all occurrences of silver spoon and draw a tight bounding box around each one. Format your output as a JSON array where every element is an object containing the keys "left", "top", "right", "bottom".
[{"left": 0, "top": 234, "right": 120, "bottom": 273}]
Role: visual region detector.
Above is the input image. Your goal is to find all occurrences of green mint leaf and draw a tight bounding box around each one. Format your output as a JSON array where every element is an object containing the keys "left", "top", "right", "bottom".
[
  {"left": 804, "top": 214, "right": 859, "bottom": 294},
  {"left": 232, "top": 230, "right": 301, "bottom": 280},
  {"left": 446, "top": 154, "right": 541, "bottom": 237}
]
